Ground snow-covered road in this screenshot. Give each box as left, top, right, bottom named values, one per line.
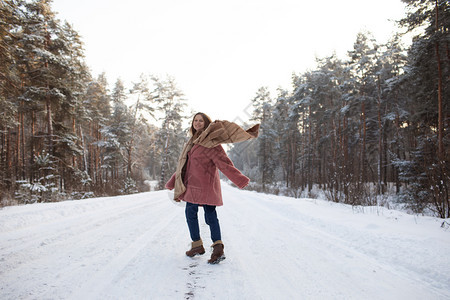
left=1, top=182, right=449, bottom=299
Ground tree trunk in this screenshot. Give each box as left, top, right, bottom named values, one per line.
left=6, top=128, right=12, bottom=189
left=343, top=116, right=349, bottom=198
left=15, top=115, right=20, bottom=183
left=46, top=96, right=53, bottom=155
left=20, top=109, right=25, bottom=180
left=159, top=129, right=169, bottom=190
left=377, top=76, right=384, bottom=194
left=435, top=0, right=444, bottom=162
left=30, top=111, right=35, bottom=183
left=308, top=106, right=312, bottom=192
left=95, top=123, right=101, bottom=190
left=72, top=117, right=76, bottom=169
left=361, top=101, right=367, bottom=184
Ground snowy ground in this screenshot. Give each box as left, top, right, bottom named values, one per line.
left=1, top=182, right=449, bottom=300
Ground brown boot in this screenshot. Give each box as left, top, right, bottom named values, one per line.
left=186, top=240, right=205, bottom=257
left=208, top=241, right=225, bottom=264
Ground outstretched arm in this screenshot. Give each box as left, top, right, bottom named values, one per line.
left=209, top=145, right=249, bottom=188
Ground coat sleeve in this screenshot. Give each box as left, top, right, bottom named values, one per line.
left=165, top=172, right=176, bottom=190
left=209, top=145, right=249, bottom=189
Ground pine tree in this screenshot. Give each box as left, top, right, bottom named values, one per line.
left=397, top=0, right=449, bottom=217
left=273, top=87, right=299, bottom=192
left=82, top=74, right=111, bottom=193
left=151, top=76, right=187, bottom=190
left=0, top=0, right=22, bottom=197
left=251, top=87, right=275, bottom=191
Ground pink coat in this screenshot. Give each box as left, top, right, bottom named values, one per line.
left=165, top=144, right=249, bottom=206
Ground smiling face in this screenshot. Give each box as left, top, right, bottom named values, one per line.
left=190, top=112, right=212, bottom=136
left=193, top=114, right=206, bottom=131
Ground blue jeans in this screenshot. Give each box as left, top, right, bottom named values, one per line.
left=185, top=202, right=222, bottom=243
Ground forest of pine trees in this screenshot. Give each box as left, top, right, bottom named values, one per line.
left=0, top=0, right=188, bottom=205
left=1, top=0, right=448, bottom=218
left=229, top=0, right=449, bottom=218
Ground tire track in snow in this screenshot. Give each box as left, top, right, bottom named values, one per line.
left=220, top=189, right=323, bottom=299
left=1, top=187, right=448, bottom=299
left=0, top=193, right=172, bottom=299
left=67, top=200, right=180, bottom=300
left=0, top=193, right=167, bottom=275
left=95, top=200, right=200, bottom=299
left=0, top=192, right=166, bottom=233
left=0, top=193, right=165, bottom=249
left=219, top=184, right=449, bottom=299
left=236, top=189, right=450, bottom=299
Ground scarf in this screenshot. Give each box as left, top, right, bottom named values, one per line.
left=172, top=120, right=259, bottom=200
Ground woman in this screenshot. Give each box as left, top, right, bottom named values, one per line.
left=165, top=112, right=259, bottom=264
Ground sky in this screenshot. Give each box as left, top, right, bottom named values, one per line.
left=51, top=0, right=407, bottom=124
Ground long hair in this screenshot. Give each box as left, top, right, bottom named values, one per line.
left=190, top=112, right=212, bottom=136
